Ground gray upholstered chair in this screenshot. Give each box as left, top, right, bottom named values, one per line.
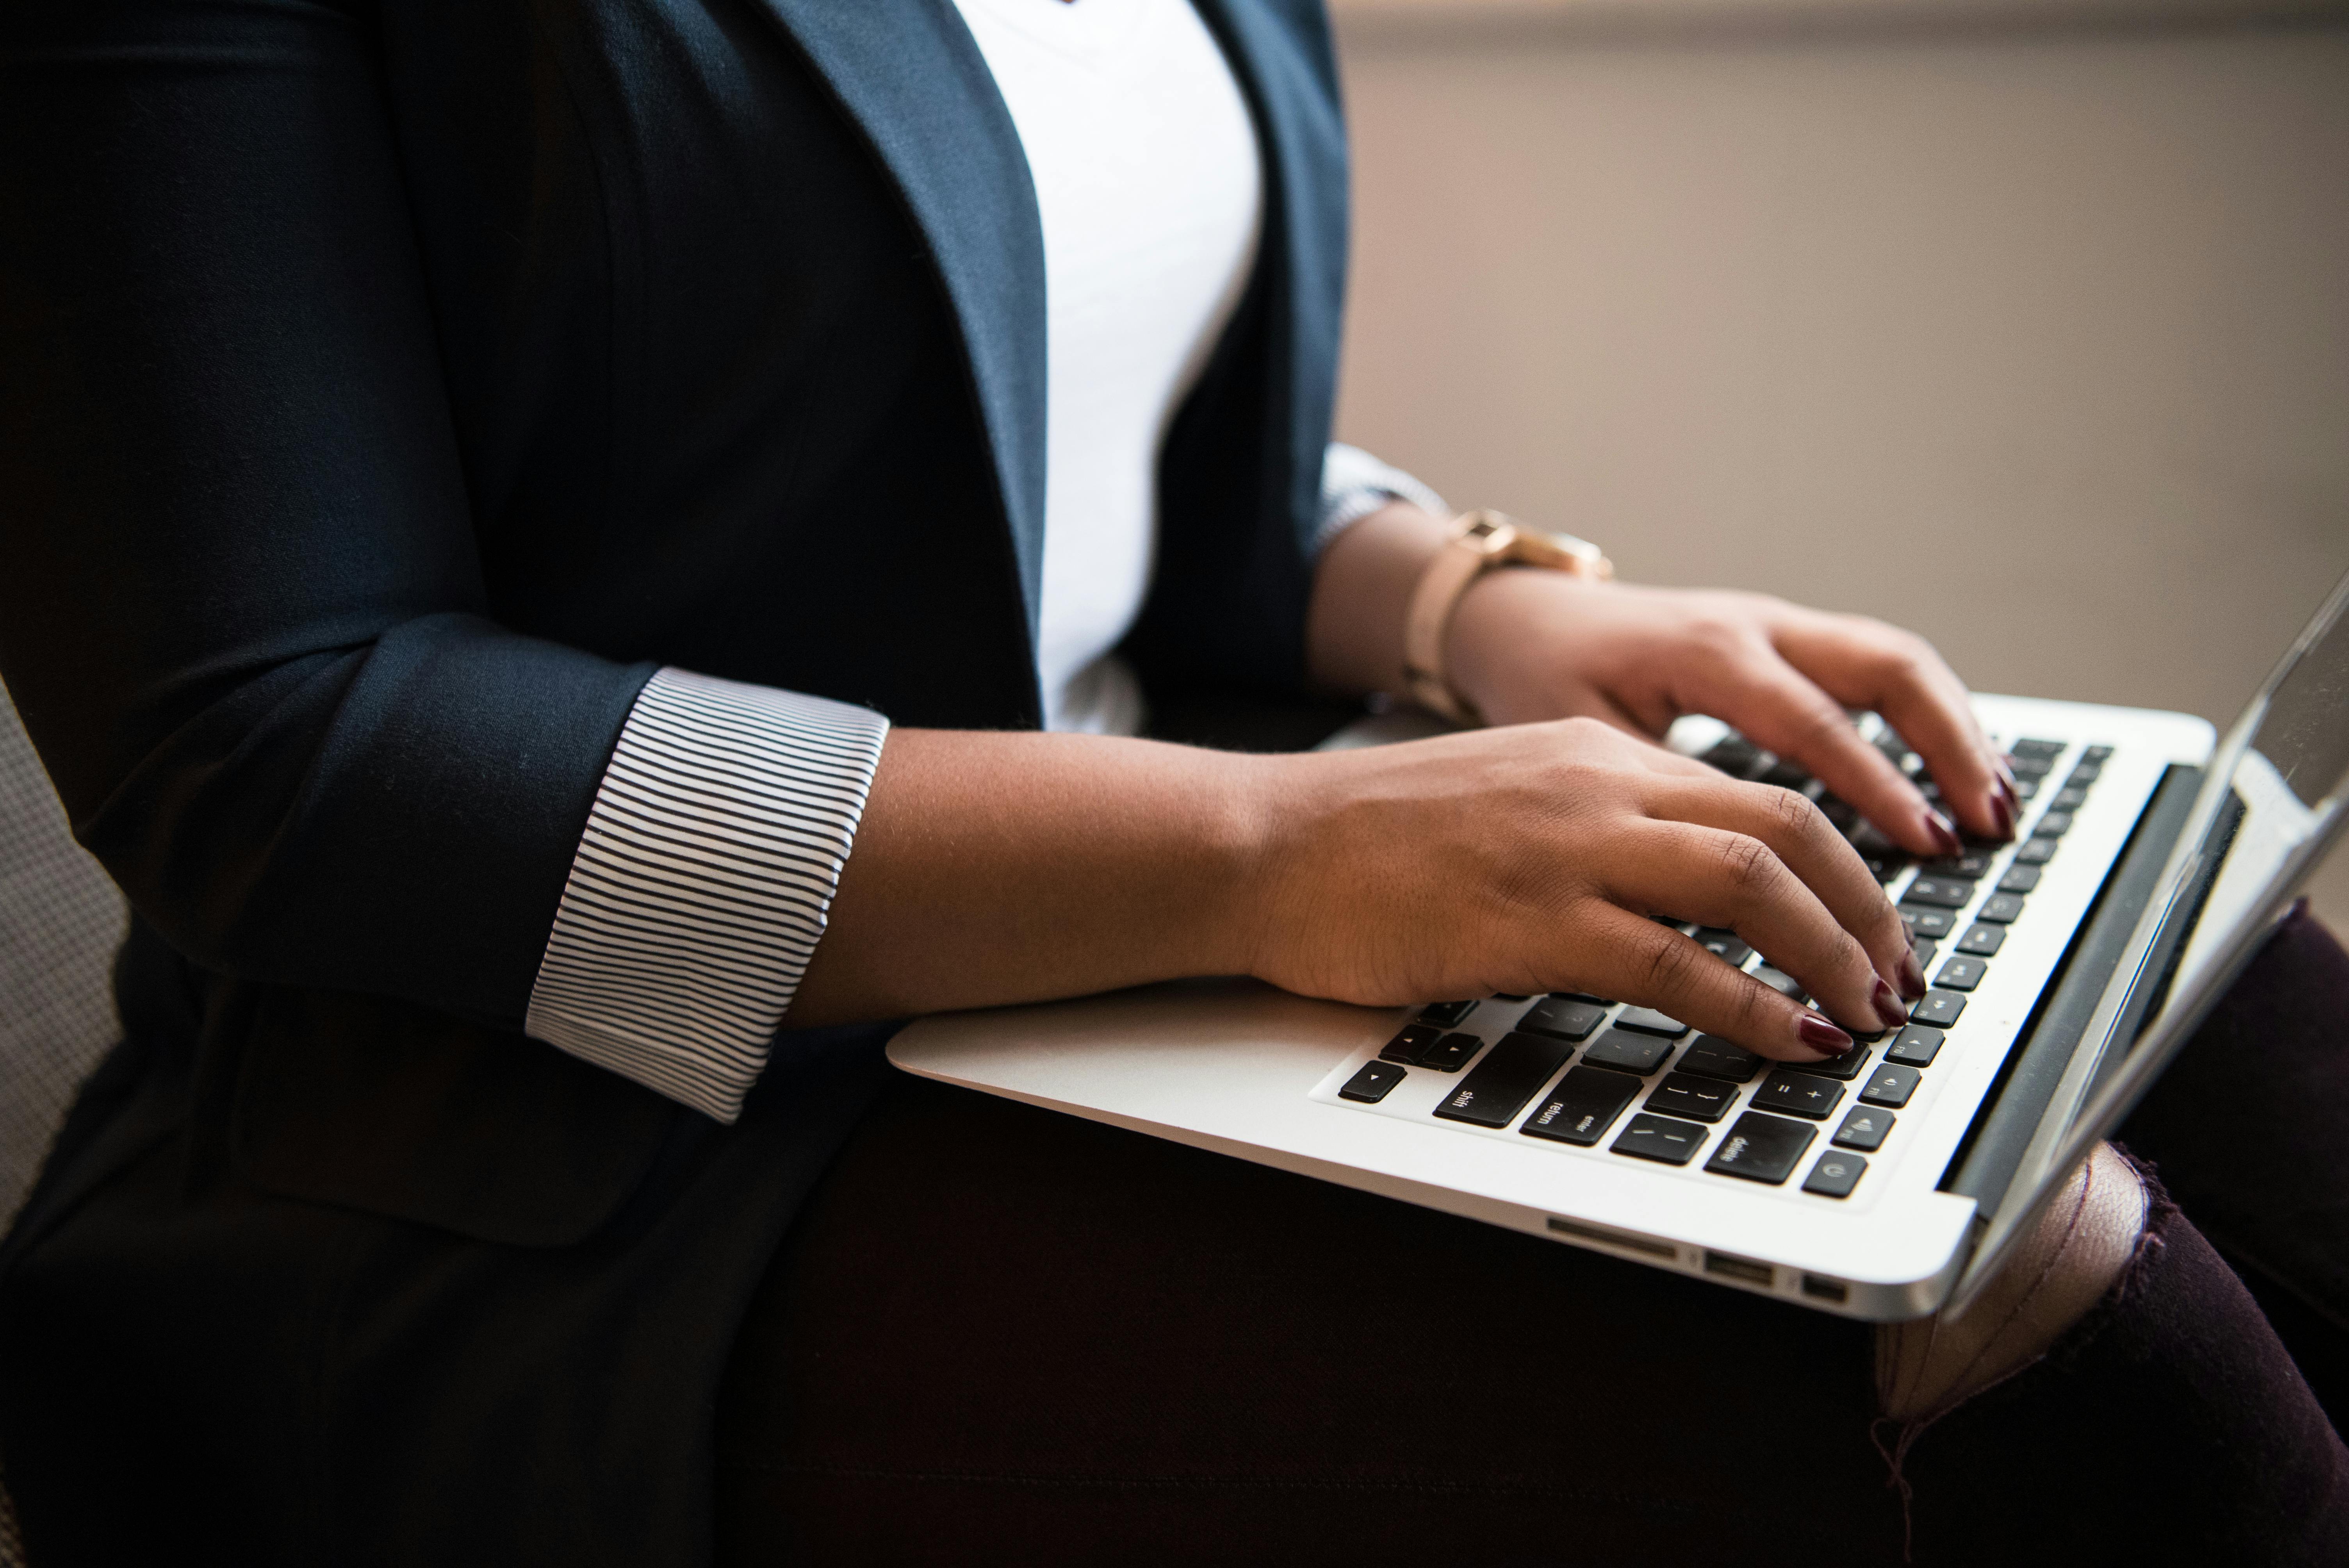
left=0, top=679, right=128, bottom=1566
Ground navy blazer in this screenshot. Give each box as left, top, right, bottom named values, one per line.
left=0, top=0, right=1347, bottom=1559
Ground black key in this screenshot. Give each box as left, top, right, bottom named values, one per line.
left=1433, top=1030, right=1574, bottom=1128
left=1923, top=850, right=1996, bottom=879
left=2013, top=775, right=2042, bottom=802
left=1612, top=1113, right=1711, bottom=1166
left=1702, top=736, right=1764, bottom=777
left=1704, top=1111, right=1816, bottom=1184
left=1552, top=991, right=1618, bottom=1006
left=1379, top=1024, right=1443, bottom=1066
left=1757, top=759, right=1813, bottom=791
left=2016, top=838, right=2057, bottom=866
left=1804, top=1151, right=1868, bottom=1198
left=1902, top=876, right=1976, bottom=909
left=1934, top=956, right=1988, bottom=992
left=1832, top=1107, right=1894, bottom=1150
left=1580, top=1027, right=1676, bottom=1076
left=1676, top=1035, right=1763, bottom=1083
left=1977, top=894, right=2026, bottom=925
left=2083, top=744, right=2112, bottom=763
left=1492, top=993, right=1531, bottom=1001
left=1848, top=821, right=1902, bottom=858
left=1422, top=1032, right=1481, bottom=1072
left=1998, top=864, right=2042, bottom=896
left=1910, top=991, right=1967, bottom=1027
left=1517, top=996, right=1607, bottom=1042
left=1751, top=966, right=1806, bottom=1001
left=1521, top=1066, right=1641, bottom=1145
left=2067, top=761, right=2103, bottom=786
left=1340, top=1061, right=1406, bottom=1103
left=2051, top=786, right=2089, bottom=812
left=1417, top=1000, right=1477, bottom=1027
left=1646, top=1071, right=1741, bottom=1124
left=1900, top=905, right=1956, bottom=939
left=1860, top=1062, right=1923, bottom=1107
left=1886, top=1025, right=1944, bottom=1067
left=1818, top=796, right=1859, bottom=832
left=2007, top=752, right=2057, bottom=778
left=1615, top=1007, right=1690, bottom=1039
left=1861, top=852, right=1907, bottom=884
left=1911, top=937, right=1941, bottom=970
left=1755, top=1069, right=1845, bottom=1120
left=1692, top=928, right=1755, bottom=968
left=1956, top=923, right=2006, bottom=957
left=2009, top=738, right=2066, bottom=760
left=1877, top=729, right=1915, bottom=764
left=2032, top=811, right=2075, bottom=839
left=1800, top=1043, right=1872, bottom=1081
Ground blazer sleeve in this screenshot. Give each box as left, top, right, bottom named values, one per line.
left=0, top=0, right=879, bottom=1119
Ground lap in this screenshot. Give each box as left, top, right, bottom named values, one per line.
left=716, top=1074, right=2348, bottom=1566
left=715, top=1073, right=1900, bottom=1563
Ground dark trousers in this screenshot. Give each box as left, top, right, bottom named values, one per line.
left=715, top=907, right=2349, bottom=1566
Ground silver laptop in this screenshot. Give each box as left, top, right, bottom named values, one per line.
left=890, top=570, right=2349, bottom=1320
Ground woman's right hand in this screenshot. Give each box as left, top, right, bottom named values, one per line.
left=1244, top=716, right=1924, bottom=1061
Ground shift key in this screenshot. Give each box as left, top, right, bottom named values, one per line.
left=1433, top=1031, right=1573, bottom=1129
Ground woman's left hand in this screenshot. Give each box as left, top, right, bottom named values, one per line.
left=1444, top=565, right=2015, bottom=857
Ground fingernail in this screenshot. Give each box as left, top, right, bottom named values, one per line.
left=1989, top=793, right=2016, bottom=840
left=1871, top=977, right=1908, bottom=1030
left=1898, top=948, right=1928, bottom=1000
left=1922, top=808, right=1962, bottom=857
left=1995, top=758, right=2019, bottom=793
left=1797, top=1013, right=1854, bottom=1057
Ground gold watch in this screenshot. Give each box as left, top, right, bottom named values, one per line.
left=1401, top=510, right=1613, bottom=725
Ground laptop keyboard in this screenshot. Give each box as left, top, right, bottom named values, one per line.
left=1334, top=727, right=2117, bottom=1202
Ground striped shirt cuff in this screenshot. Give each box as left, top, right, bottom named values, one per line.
left=524, top=668, right=889, bottom=1123
left=1314, top=442, right=1449, bottom=556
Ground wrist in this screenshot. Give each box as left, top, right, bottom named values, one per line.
left=1305, top=499, right=1453, bottom=697
left=1222, top=748, right=1321, bottom=982
left=1445, top=564, right=1568, bottom=724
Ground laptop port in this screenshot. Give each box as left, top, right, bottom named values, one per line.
left=1801, top=1274, right=1849, bottom=1304
left=1703, top=1251, right=1773, bottom=1287
left=1546, top=1215, right=1676, bottom=1260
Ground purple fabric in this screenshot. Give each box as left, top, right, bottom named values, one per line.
left=715, top=911, right=2349, bottom=1564
left=2120, top=902, right=2349, bottom=1426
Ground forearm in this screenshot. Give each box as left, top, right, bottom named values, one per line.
left=786, top=729, right=1274, bottom=1026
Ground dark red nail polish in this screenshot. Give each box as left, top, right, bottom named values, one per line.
left=1898, top=948, right=1928, bottom=1000
left=1797, top=1013, right=1853, bottom=1056
left=1990, top=793, right=2016, bottom=840
left=1871, top=977, right=1907, bottom=1029
left=1923, top=808, right=1962, bottom=857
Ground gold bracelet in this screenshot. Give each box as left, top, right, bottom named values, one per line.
left=1400, top=510, right=1613, bottom=725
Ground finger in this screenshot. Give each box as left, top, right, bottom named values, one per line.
left=1595, top=818, right=1909, bottom=1034
left=1565, top=903, right=1861, bottom=1064
left=1643, top=774, right=1926, bottom=1001
left=1686, top=640, right=1962, bottom=859
left=1772, top=613, right=2014, bottom=841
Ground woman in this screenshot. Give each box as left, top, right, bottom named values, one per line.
left=0, top=0, right=2342, bottom=1561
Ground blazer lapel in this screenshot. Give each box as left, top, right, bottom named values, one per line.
left=1188, top=0, right=1350, bottom=552
left=747, top=0, right=1050, bottom=651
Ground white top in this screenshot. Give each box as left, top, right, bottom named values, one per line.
left=951, top=0, right=1264, bottom=734
left=525, top=8, right=1447, bottom=1122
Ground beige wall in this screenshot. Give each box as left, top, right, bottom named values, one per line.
left=1330, top=10, right=2349, bottom=930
